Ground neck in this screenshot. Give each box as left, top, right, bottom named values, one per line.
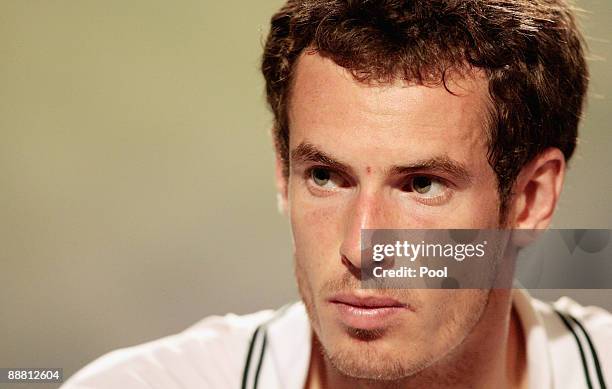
left=306, top=290, right=527, bottom=389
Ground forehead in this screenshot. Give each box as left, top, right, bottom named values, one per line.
left=287, top=52, right=492, bottom=166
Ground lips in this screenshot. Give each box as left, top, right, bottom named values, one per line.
left=329, top=293, right=411, bottom=331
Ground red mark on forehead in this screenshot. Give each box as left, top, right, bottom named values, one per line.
left=366, top=166, right=372, bottom=174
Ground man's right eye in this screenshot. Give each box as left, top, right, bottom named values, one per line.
left=308, top=167, right=345, bottom=190
left=312, top=167, right=331, bottom=186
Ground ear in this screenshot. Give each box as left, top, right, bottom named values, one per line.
left=508, top=147, right=566, bottom=230
left=275, top=149, right=289, bottom=215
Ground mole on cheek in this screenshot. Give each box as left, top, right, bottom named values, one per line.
left=366, top=166, right=372, bottom=174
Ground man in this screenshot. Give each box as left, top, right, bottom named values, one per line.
left=63, top=1, right=611, bottom=388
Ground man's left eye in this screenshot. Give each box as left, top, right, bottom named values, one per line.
left=403, top=176, right=446, bottom=197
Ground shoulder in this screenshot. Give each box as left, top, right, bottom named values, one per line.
left=533, top=295, right=612, bottom=353
left=61, top=309, right=276, bottom=389
left=531, top=294, right=612, bottom=386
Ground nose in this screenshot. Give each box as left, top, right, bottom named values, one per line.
left=339, top=192, right=390, bottom=272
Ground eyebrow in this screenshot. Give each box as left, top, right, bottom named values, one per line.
left=290, top=142, right=353, bottom=173
left=290, top=142, right=473, bottom=183
left=389, top=157, right=473, bottom=184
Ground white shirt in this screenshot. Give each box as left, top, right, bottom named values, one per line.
left=61, top=289, right=612, bottom=389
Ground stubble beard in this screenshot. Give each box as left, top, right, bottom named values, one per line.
left=295, top=258, right=491, bottom=384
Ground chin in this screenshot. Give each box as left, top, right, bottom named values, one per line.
left=319, top=329, right=435, bottom=381
left=328, top=342, right=432, bottom=380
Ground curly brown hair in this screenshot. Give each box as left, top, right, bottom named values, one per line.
left=261, top=0, right=588, bottom=213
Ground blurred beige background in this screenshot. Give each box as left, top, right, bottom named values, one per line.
left=0, top=0, right=610, bottom=386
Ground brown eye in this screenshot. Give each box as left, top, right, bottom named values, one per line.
left=311, top=168, right=331, bottom=187
left=412, top=176, right=432, bottom=194
left=403, top=175, right=446, bottom=198
left=308, top=167, right=347, bottom=190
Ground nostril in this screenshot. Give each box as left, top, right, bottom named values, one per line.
left=341, top=254, right=361, bottom=279
left=359, top=243, right=397, bottom=283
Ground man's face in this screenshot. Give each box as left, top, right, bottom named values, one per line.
left=284, top=52, right=502, bottom=379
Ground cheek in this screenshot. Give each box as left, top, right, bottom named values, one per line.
left=442, top=177, right=501, bottom=228
left=413, top=289, right=489, bottom=347
left=464, top=188, right=501, bottom=226
left=447, top=198, right=500, bottom=228
left=289, top=187, right=344, bottom=275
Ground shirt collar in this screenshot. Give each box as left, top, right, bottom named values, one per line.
left=265, top=302, right=312, bottom=388
left=512, top=288, right=554, bottom=389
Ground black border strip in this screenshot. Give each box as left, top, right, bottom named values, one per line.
left=253, top=330, right=268, bottom=389
left=555, top=310, right=594, bottom=389
left=241, top=325, right=262, bottom=389
left=241, top=304, right=293, bottom=389
left=569, top=315, right=608, bottom=389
